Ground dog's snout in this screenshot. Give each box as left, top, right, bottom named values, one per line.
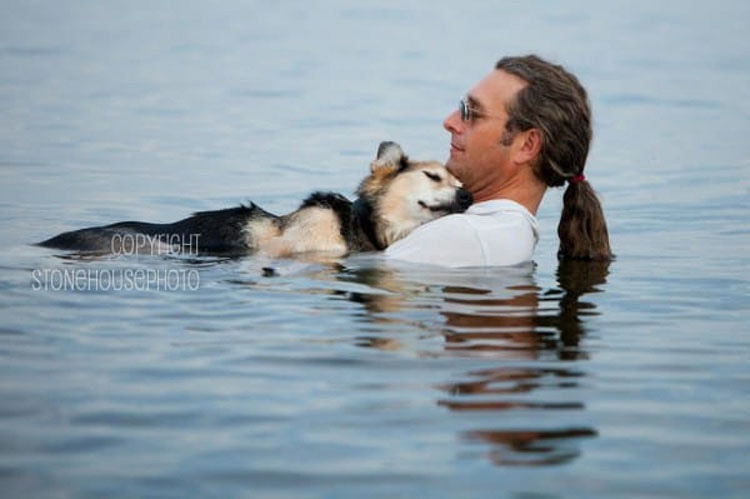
left=456, top=188, right=473, bottom=210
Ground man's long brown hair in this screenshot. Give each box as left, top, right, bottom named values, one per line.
left=495, top=55, right=613, bottom=260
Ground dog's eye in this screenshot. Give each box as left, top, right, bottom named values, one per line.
left=423, top=171, right=442, bottom=182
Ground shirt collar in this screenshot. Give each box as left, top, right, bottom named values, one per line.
left=467, top=199, right=536, bottom=218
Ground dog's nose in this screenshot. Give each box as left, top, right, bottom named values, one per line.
left=456, top=188, right=473, bottom=210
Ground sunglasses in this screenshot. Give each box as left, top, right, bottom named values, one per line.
left=459, top=97, right=505, bottom=123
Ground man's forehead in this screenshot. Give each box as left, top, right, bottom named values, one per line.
left=468, top=69, right=527, bottom=111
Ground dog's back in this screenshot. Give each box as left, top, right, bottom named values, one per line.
left=38, top=204, right=276, bottom=255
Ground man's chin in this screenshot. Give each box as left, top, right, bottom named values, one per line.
left=445, top=158, right=463, bottom=180
left=445, top=155, right=456, bottom=171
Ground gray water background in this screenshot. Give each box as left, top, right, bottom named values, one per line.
left=1, top=1, right=749, bottom=497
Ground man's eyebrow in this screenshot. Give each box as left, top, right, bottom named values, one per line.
left=467, top=95, right=484, bottom=112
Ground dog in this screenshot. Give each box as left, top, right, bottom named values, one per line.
left=38, top=142, right=473, bottom=257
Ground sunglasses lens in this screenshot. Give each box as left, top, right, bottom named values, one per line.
left=459, top=99, right=468, bottom=121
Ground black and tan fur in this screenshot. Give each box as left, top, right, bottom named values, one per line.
left=38, top=142, right=472, bottom=257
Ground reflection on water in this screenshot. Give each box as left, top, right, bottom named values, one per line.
left=464, top=427, right=598, bottom=467
left=333, top=258, right=610, bottom=466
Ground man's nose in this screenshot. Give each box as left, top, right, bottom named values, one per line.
left=443, top=109, right=462, bottom=134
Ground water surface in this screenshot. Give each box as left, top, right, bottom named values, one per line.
left=1, top=1, right=749, bottom=497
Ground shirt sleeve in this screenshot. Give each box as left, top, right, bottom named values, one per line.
left=384, top=214, right=484, bottom=267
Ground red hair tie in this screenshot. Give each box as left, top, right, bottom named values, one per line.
left=570, top=173, right=586, bottom=184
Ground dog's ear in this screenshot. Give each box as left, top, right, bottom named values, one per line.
left=376, top=141, right=404, bottom=162
left=371, top=141, right=407, bottom=174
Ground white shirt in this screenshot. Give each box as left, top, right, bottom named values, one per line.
left=385, top=199, right=539, bottom=268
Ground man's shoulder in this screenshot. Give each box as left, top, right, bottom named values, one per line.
left=384, top=212, right=482, bottom=264
left=386, top=213, right=477, bottom=251
left=405, top=212, right=477, bottom=237
left=424, top=211, right=473, bottom=226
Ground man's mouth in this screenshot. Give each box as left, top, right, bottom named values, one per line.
left=450, top=142, right=464, bottom=153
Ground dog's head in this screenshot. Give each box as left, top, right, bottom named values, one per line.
left=357, top=141, right=473, bottom=247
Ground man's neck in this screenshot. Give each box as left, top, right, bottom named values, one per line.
left=472, top=175, right=547, bottom=215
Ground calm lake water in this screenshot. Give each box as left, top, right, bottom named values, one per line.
left=1, top=1, right=749, bottom=497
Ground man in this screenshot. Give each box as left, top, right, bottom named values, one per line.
left=385, top=54, right=612, bottom=266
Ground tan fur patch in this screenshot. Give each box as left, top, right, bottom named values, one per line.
left=257, top=207, right=347, bottom=257
left=243, top=217, right=281, bottom=248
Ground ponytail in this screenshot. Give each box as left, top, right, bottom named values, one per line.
left=557, top=179, right=613, bottom=261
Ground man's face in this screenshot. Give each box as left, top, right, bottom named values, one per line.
left=443, top=70, right=528, bottom=202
